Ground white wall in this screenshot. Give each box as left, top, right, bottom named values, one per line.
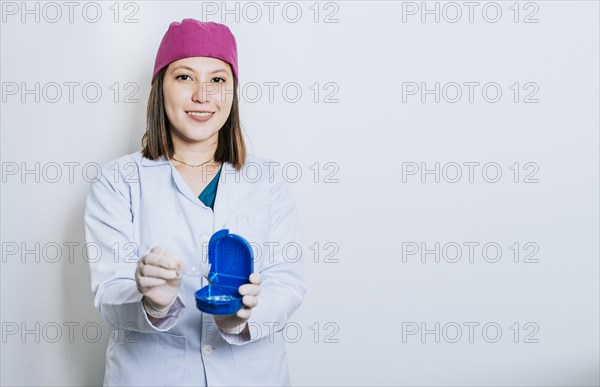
left=1, top=1, right=599, bottom=385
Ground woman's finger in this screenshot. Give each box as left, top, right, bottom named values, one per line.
left=239, top=283, right=260, bottom=296
left=236, top=307, right=251, bottom=320
left=142, top=264, right=178, bottom=280
left=138, top=276, right=167, bottom=288
left=136, top=259, right=145, bottom=275
left=144, top=252, right=180, bottom=269
left=249, top=272, right=262, bottom=285
left=242, top=295, right=258, bottom=308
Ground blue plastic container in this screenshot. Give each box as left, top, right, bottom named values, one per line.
left=194, top=229, right=254, bottom=315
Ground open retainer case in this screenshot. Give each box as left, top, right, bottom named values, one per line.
left=194, top=229, right=254, bottom=315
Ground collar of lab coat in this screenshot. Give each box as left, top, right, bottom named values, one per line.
left=140, top=153, right=252, bottom=229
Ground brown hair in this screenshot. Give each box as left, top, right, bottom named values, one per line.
left=141, top=67, right=247, bottom=171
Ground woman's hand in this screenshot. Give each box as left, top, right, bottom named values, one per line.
left=135, top=246, right=182, bottom=318
left=213, top=272, right=262, bottom=334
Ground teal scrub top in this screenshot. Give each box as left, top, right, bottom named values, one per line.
left=198, top=165, right=222, bottom=210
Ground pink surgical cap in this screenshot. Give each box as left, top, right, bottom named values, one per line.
left=152, top=19, right=238, bottom=82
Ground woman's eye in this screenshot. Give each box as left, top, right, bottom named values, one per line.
left=176, top=74, right=192, bottom=81
left=212, top=77, right=225, bottom=83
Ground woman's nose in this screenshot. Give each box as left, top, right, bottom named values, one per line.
left=192, top=80, right=217, bottom=103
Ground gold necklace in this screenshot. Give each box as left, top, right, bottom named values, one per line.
left=172, top=157, right=214, bottom=168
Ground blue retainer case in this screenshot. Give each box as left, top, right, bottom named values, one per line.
left=194, top=229, right=254, bottom=315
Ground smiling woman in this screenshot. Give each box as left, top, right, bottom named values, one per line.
left=163, top=57, right=235, bottom=155
left=84, top=18, right=307, bottom=387
left=143, top=58, right=245, bottom=172
left=146, top=56, right=242, bottom=197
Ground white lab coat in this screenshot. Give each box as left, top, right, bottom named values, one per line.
left=84, top=150, right=307, bottom=386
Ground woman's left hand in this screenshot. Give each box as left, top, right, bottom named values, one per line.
left=213, top=272, right=262, bottom=334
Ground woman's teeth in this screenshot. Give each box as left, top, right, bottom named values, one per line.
left=187, top=112, right=213, bottom=117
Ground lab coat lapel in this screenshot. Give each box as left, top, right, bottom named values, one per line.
left=140, top=155, right=196, bottom=202
left=213, top=160, right=252, bottom=230
left=148, top=155, right=206, bottom=208
left=169, top=164, right=204, bottom=206
left=141, top=154, right=250, bottom=230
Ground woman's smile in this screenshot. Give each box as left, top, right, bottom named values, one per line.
left=186, top=110, right=215, bottom=122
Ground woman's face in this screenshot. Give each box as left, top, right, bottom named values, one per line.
left=162, top=56, right=234, bottom=145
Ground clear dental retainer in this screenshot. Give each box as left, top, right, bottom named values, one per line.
left=194, top=229, right=254, bottom=315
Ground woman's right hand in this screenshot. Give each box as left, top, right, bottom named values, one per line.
left=135, top=246, right=182, bottom=315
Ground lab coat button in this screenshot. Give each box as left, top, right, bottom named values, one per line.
left=202, top=235, right=210, bottom=244
left=202, top=344, right=213, bottom=356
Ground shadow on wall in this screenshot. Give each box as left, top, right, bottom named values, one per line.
left=60, top=182, right=107, bottom=385
left=60, top=104, right=147, bottom=385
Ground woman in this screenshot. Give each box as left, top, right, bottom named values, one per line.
left=84, top=19, right=307, bottom=386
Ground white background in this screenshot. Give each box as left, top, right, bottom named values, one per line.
left=1, top=1, right=599, bottom=385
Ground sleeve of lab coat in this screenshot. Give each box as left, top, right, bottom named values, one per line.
left=84, top=161, right=185, bottom=333
left=227, top=166, right=308, bottom=344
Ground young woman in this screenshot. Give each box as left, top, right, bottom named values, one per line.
left=84, top=19, right=307, bottom=386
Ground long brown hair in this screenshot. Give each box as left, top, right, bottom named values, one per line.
left=141, top=67, right=247, bottom=171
